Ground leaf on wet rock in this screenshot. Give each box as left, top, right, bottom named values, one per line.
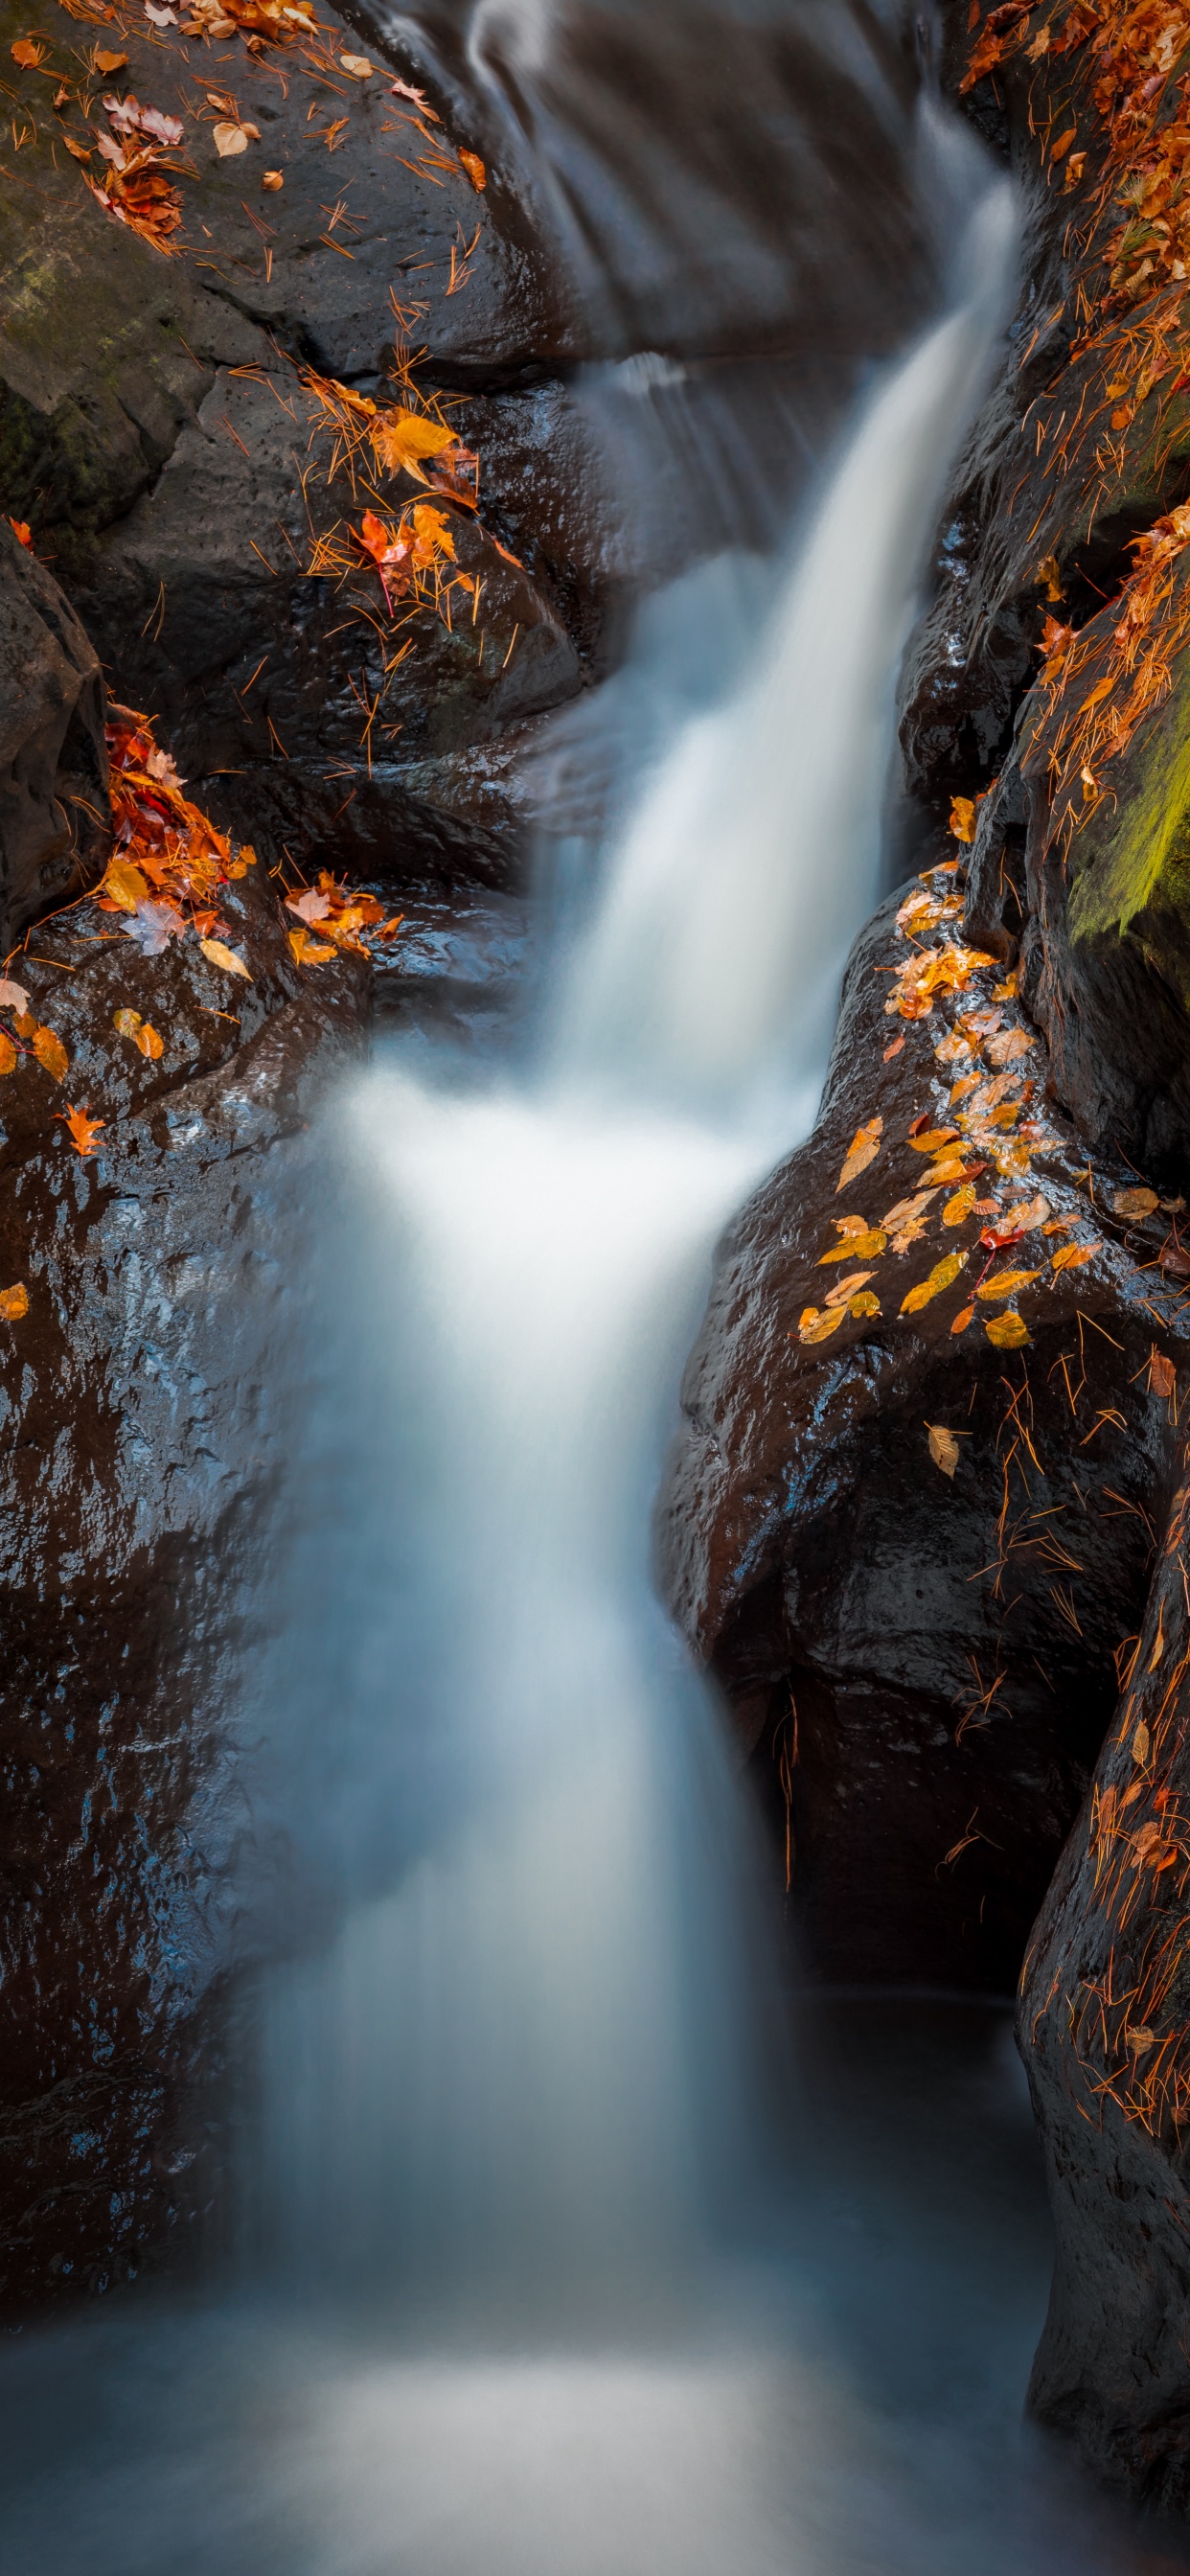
left=32, top=1025, right=68, bottom=1082
left=950, top=1301, right=975, bottom=1336
left=288, top=926, right=335, bottom=967
left=976, top=1268, right=1041, bottom=1300
left=0, top=1282, right=28, bottom=1320
left=943, top=1184, right=976, bottom=1227
left=103, top=857, right=150, bottom=912
left=1113, top=1186, right=1159, bottom=1218
left=124, top=900, right=185, bottom=954
left=0, top=978, right=30, bottom=1013
left=985, top=1026, right=1034, bottom=1069
left=949, top=796, right=977, bottom=842
left=900, top=1251, right=967, bottom=1314
left=823, top=1269, right=875, bottom=1309
left=797, top=1304, right=848, bottom=1346
left=927, top=1423, right=960, bottom=1477
left=848, top=1292, right=881, bottom=1319
left=1051, top=1242, right=1099, bottom=1272
left=200, top=936, right=252, bottom=978
left=1001, top=1193, right=1050, bottom=1232
left=458, top=148, right=487, bottom=188
left=909, top=1127, right=959, bottom=1154
left=136, top=1023, right=165, bottom=1059
left=0, top=1035, right=15, bottom=1075
left=1151, top=1349, right=1177, bottom=1399
left=818, top=1227, right=887, bottom=1263
left=213, top=120, right=249, bottom=153
left=113, top=1008, right=143, bottom=1038
left=11, top=35, right=46, bottom=65
left=339, top=51, right=373, bottom=74
left=985, top=1311, right=1030, bottom=1348
left=58, top=1104, right=104, bottom=1157
left=1133, top=1718, right=1152, bottom=1764
left=881, top=1187, right=939, bottom=1230
left=836, top=1116, right=882, bottom=1191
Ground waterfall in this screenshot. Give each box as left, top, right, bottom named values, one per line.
left=253, top=173, right=1017, bottom=2319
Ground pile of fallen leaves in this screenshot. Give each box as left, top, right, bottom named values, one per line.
left=284, top=872, right=403, bottom=963
left=100, top=704, right=257, bottom=960
left=795, top=868, right=1101, bottom=1351
left=1033, top=499, right=1190, bottom=826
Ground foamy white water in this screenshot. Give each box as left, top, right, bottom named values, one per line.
left=255, top=177, right=1018, bottom=2315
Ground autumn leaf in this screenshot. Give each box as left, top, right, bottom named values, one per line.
left=849, top=1292, right=881, bottom=1320
left=287, top=926, right=335, bottom=967
left=11, top=35, right=46, bottom=67
left=124, top=900, right=185, bottom=955
left=976, top=1268, right=1041, bottom=1300
left=95, top=47, right=128, bottom=70
left=1151, top=1349, right=1178, bottom=1399
left=1133, top=1719, right=1151, bottom=1764
left=135, top=1023, right=165, bottom=1059
left=0, top=977, right=30, bottom=1013
left=1051, top=1242, right=1098, bottom=1272
left=950, top=1302, right=975, bottom=1336
left=371, top=407, right=461, bottom=483
left=881, top=1187, right=939, bottom=1230
left=950, top=794, right=977, bottom=842
left=0, top=1283, right=28, bottom=1320
left=339, top=50, right=373, bottom=74
left=9, top=517, right=33, bottom=548
left=103, top=856, right=150, bottom=912
left=113, top=1008, right=143, bottom=1038
left=797, top=1304, right=848, bottom=1346
left=1112, top=1186, right=1159, bottom=1218
left=984, top=1026, right=1034, bottom=1069
left=818, top=1228, right=886, bottom=1263
left=985, top=1311, right=1030, bottom=1348
left=927, top=1423, right=960, bottom=1478
left=823, top=1268, right=875, bottom=1309
left=1001, top=1192, right=1050, bottom=1232
left=200, top=936, right=251, bottom=978
left=901, top=1251, right=967, bottom=1314
left=213, top=121, right=249, bottom=154
left=458, top=147, right=486, bottom=188
left=909, top=1127, right=958, bottom=1154
left=263, top=169, right=283, bottom=189
left=943, top=1184, right=976, bottom=1227
left=0, top=1035, right=15, bottom=1076
left=58, top=1104, right=104, bottom=1157
left=32, top=1025, right=68, bottom=1083
left=836, top=1116, right=882, bottom=1191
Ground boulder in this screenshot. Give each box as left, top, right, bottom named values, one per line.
left=0, top=521, right=108, bottom=952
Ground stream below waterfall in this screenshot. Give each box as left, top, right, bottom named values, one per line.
left=5, top=6, right=1190, bottom=2570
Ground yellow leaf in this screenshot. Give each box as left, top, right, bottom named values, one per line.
left=818, top=1228, right=886, bottom=1263
left=1133, top=1720, right=1151, bottom=1765
left=113, top=1008, right=143, bottom=1038
left=909, top=1128, right=959, bottom=1154
left=103, top=857, right=150, bottom=913
left=823, top=1268, right=874, bottom=1309
left=943, top=1184, right=976, bottom=1227
left=200, top=937, right=252, bottom=978
left=985, top=1311, right=1030, bottom=1347
left=849, top=1292, right=880, bottom=1320
left=900, top=1251, right=966, bottom=1315
left=927, top=1423, right=959, bottom=1477
left=0, top=1282, right=28, bottom=1320
left=372, top=406, right=459, bottom=479
left=836, top=1116, right=882, bottom=1192
left=1051, top=1242, right=1098, bottom=1272
left=32, top=1024, right=68, bottom=1083
left=927, top=1156, right=976, bottom=1187
left=950, top=795, right=977, bottom=843
left=135, top=1023, right=165, bottom=1060
left=797, top=1304, right=848, bottom=1346
left=1112, top=1187, right=1158, bottom=1219
left=976, top=1268, right=1041, bottom=1300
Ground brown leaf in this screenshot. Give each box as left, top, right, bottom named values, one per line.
left=984, top=1025, right=1034, bottom=1070
left=1151, top=1349, right=1177, bottom=1399
left=263, top=168, right=283, bottom=188
left=32, top=1024, right=68, bottom=1083
left=458, top=147, right=486, bottom=188
left=64, top=136, right=92, bottom=160
left=1112, top=1186, right=1159, bottom=1219
left=927, top=1423, right=959, bottom=1477
left=823, top=1268, right=875, bottom=1310
left=339, top=50, right=372, bottom=74
left=881, top=1187, right=939, bottom=1230
left=836, top=1116, right=882, bottom=1192
left=984, top=1311, right=1030, bottom=1347
left=213, top=121, right=249, bottom=154
left=0, top=1283, right=29, bottom=1320
left=11, top=35, right=45, bottom=66
left=901, top=1251, right=967, bottom=1315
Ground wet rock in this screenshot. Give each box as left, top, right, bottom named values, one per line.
left=0, top=840, right=370, bottom=2306
left=0, top=521, right=108, bottom=953
left=660, top=886, right=1190, bottom=1991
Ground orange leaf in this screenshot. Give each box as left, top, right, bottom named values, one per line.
left=95, top=47, right=127, bottom=69
left=458, top=147, right=486, bottom=188
left=943, top=1184, right=976, bottom=1227
left=818, top=1227, right=886, bottom=1263
left=909, top=1127, right=959, bottom=1153
left=975, top=1267, right=1041, bottom=1300
left=1151, top=1349, right=1178, bottom=1399
left=797, top=1303, right=848, bottom=1346
left=950, top=1302, right=975, bottom=1336
left=287, top=925, right=335, bottom=967
left=135, top=1022, right=165, bottom=1059
left=11, top=35, right=46, bottom=66
left=103, top=856, right=150, bottom=913
left=0, top=1282, right=28, bottom=1320
left=1050, top=126, right=1076, bottom=162
left=949, top=795, right=977, bottom=843
left=0, top=1034, right=15, bottom=1076
left=1051, top=1241, right=1098, bottom=1272
left=32, top=1024, right=68, bottom=1083
left=1112, top=1186, right=1158, bottom=1218
left=836, top=1116, right=882, bottom=1191
left=58, top=1103, right=104, bottom=1157
left=9, top=517, right=32, bottom=547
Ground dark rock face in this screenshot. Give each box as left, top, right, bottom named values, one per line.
left=0, top=843, right=370, bottom=2304
left=0, top=523, right=108, bottom=952
left=661, top=886, right=1188, bottom=1992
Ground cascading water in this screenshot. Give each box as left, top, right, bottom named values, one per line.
left=253, top=168, right=1018, bottom=2320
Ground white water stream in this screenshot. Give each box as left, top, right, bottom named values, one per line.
left=255, top=173, right=1018, bottom=2318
